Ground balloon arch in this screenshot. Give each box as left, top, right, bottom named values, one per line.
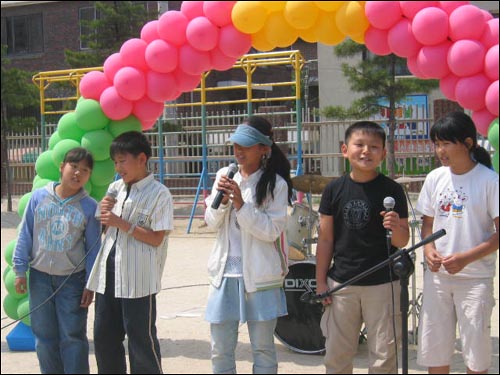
left=2, top=1, right=499, bottom=325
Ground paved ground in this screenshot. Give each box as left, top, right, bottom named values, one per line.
left=1, top=197, right=498, bottom=374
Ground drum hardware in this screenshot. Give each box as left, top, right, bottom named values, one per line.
left=291, top=174, right=334, bottom=195
left=286, top=203, right=319, bottom=259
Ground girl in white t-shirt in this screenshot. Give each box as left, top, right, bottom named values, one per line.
left=416, top=112, right=499, bottom=374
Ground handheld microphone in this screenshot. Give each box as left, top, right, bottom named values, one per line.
left=383, top=196, right=396, bottom=250
left=211, top=163, right=239, bottom=209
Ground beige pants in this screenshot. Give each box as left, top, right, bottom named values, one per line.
left=320, top=278, right=401, bottom=374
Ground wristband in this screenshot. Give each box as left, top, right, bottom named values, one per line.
left=127, top=223, right=136, bottom=235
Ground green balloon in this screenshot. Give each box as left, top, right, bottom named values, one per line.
left=81, top=129, right=113, bottom=161
left=48, top=131, right=62, bottom=150
left=35, top=150, right=60, bottom=180
left=493, top=152, right=499, bottom=174
left=90, top=183, right=109, bottom=201
left=5, top=239, right=16, bottom=267
left=487, top=118, right=498, bottom=150
left=4, top=268, right=27, bottom=300
left=90, top=158, right=115, bottom=186
left=17, top=192, right=32, bottom=219
left=3, top=294, right=20, bottom=321
left=52, top=138, right=81, bottom=166
left=108, top=115, right=142, bottom=138
left=57, top=112, right=86, bottom=141
left=32, top=177, right=53, bottom=191
left=17, top=297, right=31, bottom=326
left=75, top=98, right=110, bottom=131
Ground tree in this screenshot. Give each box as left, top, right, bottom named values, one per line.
left=1, top=45, right=40, bottom=211
left=65, top=1, right=157, bottom=68
left=322, top=40, right=439, bottom=178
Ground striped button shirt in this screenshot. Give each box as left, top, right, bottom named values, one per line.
left=86, top=173, right=174, bottom=298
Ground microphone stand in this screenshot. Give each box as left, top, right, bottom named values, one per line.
left=302, top=229, right=446, bottom=374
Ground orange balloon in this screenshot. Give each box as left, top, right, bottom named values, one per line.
left=260, top=1, right=286, bottom=12
left=231, top=1, right=268, bottom=34
left=316, top=11, right=346, bottom=46
left=314, top=1, right=345, bottom=12
left=252, top=28, right=275, bottom=52
left=284, top=1, right=320, bottom=30
left=335, top=1, right=369, bottom=37
left=264, top=11, right=298, bottom=48
left=350, top=31, right=366, bottom=44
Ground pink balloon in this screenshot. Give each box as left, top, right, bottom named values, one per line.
left=439, top=74, right=460, bottom=100
left=173, top=69, right=201, bottom=92
left=219, top=24, right=252, bottom=58
left=364, top=26, right=391, bottom=56
left=100, top=86, right=133, bottom=120
left=79, top=71, right=111, bottom=101
left=146, top=71, right=179, bottom=103
left=400, top=1, right=439, bottom=19
left=484, top=45, right=499, bottom=81
left=179, top=45, right=211, bottom=76
left=455, top=74, right=490, bottom=111
left=141, top=117, right=157, bottom=131
left=141, top=20, right=160, bottom=43
left=449, top=5, right=486, bottom=41
left=438, top=1, right=469, bottom=15
left=120, top=38, right=148, bottom=71
left=210, top=47, right=237, bottom=71
left=180, top=1, right=204, bottom=20
left=186, top=17, right=219, bottom=52
left=158, top=10, right=189, bottom=46
left=481, top=9, right=494, bottom=22
left=364, top=1, right=402, bottom=30
left=447, top=40, right=486, bottom=77
left=133, top=96, right=164, bottom=122
left=203, top=1, right=236, bottom=27
left=412, top=7, right=449, bottom=46
left=387, top=19, right=422, bottom=58
left=103, top=53, right=124, bottom=82
left=416, top=41, right=452, bottom=79
left=145, top=39, right=178, bottom=73
left=472, top=108, right=496, bottom=136
left=407, top=56, right=429, bottom=79
left=480, top=19, right=499, bottom=49
left=485, top=80, right=499, bottom=117
left=114, top=67, right=146, bottom=101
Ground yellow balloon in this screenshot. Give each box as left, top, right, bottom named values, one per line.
left=300, top=24, right=319, bottom=43
left=252, top=29, right=275, bottom=52
left=232, top=1, right=268, bottom=34
left=335, top=1, right=369, bottom=37
left=260, top=1, right=286, bottom=12
left=350, top=31, right=365, bottom=44
left=284, top=1, right=320, bottom=30
left=314, top=1, right=345, bottom=12
left=264, top=11, right=299, bottom=48
left=316, top=11, right=346, bottom=46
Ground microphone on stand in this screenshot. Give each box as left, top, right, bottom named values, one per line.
left=383, top=196, right=396, bottom=250
left=211, top=163, right=239, bottom=209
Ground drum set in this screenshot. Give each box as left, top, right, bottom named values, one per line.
left=274, top=174, right=332, bottom=354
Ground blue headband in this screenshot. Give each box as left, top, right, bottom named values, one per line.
left=228, top=124, right=273, bottom=147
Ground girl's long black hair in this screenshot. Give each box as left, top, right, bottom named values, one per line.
left=244, top=116, right=293, bottom=206
left=431, top=111, right=492, bottom=168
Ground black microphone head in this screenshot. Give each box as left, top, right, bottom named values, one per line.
left=227, top=163, right=239, bottom=178
left=383, top=196, right=396, bottom=211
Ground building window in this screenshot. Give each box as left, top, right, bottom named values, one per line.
left=5, top=14, right=43, bottom=55
left=79, top=6, right=98, bottom=50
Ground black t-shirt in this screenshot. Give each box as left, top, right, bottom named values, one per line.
left=319, top=173, right=408, bottom=285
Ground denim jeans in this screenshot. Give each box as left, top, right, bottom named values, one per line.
left=93, top=271, right=162, bottom=374
left=210, top=319, right=278, bottom=374
left=29, top=268, right=89, bottom=374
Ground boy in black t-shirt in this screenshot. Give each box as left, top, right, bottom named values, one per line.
left=315, top=121, right=409, bottom=373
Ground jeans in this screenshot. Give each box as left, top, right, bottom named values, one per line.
left=93, top=271, right=162, bottom=374
left=210, top=319, right=278, bottom=374
left=29, top=268, right=89, bottom=374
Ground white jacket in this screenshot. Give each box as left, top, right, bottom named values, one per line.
left=205, top=167, right=289, bottom=293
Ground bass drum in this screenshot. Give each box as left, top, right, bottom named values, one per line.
left=275, top=260, right=325, bottom=354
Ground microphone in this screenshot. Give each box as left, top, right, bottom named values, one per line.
left=95, top=188, right=118, bottom=222
left=211, top=163, right=239, bottom=209
left=383, top=196, right=396, bottom=250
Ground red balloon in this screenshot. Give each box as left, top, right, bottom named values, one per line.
left=179, top=45, right=211, bottom=76
left=364, top=27, right=391, bottom=56
left=407, top=56, right=429, bottom=79
left=120, top=38, right=148, bottom=71
left=472, top=108, right=496, bottom=136
left=103, top=53, right=124, bottom=82
left=416, top=41, right=451, bottom=79
left=219, top=24, right=252, bottom=58
left=480, top=18, right=499, bottom=49
left=387, top=19, right=422, bottom=58
left=484, top=45, right=499, bottom=81
left=158, top=10, right=189, bottom=46
left=173, top=69, right=201, bottom=92
left=438, top=1, right=469, bottom=15
left=365, top=1, right=402, bottom=30
left=449, top=5, right=486, bottom=41
left=186, top=17, right=219, bottom=52
left=141, top=20, right=160, bottom=43
left=485, top=80, right=499, bottom=117
left=145, top=39, right=178, bottom=73
left=412, top=7, right=449, bottom=46
left=80, top=71, right=111, bottom=101
left=455, top=74, right=490, bottom=111
left=400, top=1, right=439, bottom=19
left=114, top=67, right=146, bottom=101
left=439, top=74, right=460, bottom=100
left=180, top=1, right=204, bottom=20
left=447, top=40, right=486, bottom=77
left=210, top=47, right=237, bottom=71
left=146, top=71, right=179, bottom=103
left=100, top=86, right=133, bottom=120
left=133, top=96, right=164, bottom=123
left=203, top=1, right=236, bottom=27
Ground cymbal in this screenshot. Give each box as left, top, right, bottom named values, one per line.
left=292, top=174, right=333, bottom=194
left=395, top=176, right=426, bottom=184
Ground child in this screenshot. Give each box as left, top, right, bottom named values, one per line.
left=204, top=116, right=293, bottom=374
left=86, top=131, right=173, bottom=374
left=416, top=111, right=499, bottom=374
left=316, top=121, right=410, bottom=373
left=13, top=147, right=101, bottom=374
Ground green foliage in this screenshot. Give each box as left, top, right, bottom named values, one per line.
left=64, top=1, right=157, bottom=68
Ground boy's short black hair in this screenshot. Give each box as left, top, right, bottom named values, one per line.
left=110, top=131, right=152, bottom=160
left=345, top=121, right=386, bottom=148
left=63, top=147, right=94, bottom=169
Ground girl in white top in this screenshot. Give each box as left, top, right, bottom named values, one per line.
left=416, top=112, right=499, bottom=374
left=205, top=116, right=293, bottom=374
